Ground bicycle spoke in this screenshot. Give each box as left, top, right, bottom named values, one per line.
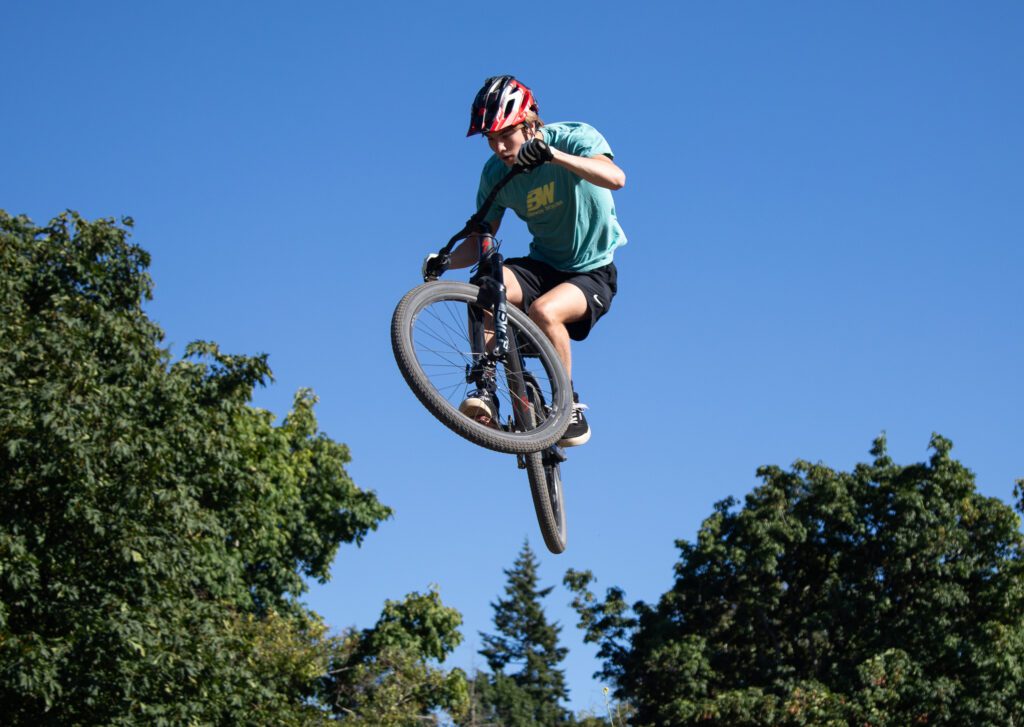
left=418, top=310, right=471, bottom=356
left=413, top=340, right=472, bottom=362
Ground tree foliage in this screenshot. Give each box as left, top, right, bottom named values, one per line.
left=567, top=436, right=1024, bottom=726
left=0, top=211, right=392, bottom=723
left=465, top=540, right=571, bottom=726
left=323, top=588, right=469, bottom=725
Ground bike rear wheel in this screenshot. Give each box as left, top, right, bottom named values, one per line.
left=521, top=373, right=567, bottom=553
left=526, top=450, right=566, bottom=554
left=391, top=281, right=572, bottom=455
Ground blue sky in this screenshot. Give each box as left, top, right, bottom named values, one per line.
left=4, top=1, right=1022, bottom=715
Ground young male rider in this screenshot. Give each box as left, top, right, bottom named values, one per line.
left=423, top=75, right=626, bottom=447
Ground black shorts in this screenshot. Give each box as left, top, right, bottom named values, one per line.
left=504, top=256, right=618, bottom=341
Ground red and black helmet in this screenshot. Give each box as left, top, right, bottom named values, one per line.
left=466, top=75, right=539, bottom=137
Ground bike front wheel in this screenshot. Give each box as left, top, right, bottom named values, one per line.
left=391, top=281, right=573, bottom=455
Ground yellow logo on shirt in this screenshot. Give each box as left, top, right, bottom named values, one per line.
left=527, top=182, right=557, bottom=215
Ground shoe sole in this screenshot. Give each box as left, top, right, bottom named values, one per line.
left=460, top=398, right=498, bottom=428
left=558, top=428, right=590, bottom=447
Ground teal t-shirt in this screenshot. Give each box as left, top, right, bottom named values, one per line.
left=477, top=121, right=627, bottom=272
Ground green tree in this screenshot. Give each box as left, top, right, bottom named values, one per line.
left=567, top=436, right=1024, bottom=726
left=468, top=540, right=571, bottom=726
left=0, top=211, right=392, bottom=723
left=323, top=588, right=469, bottom=725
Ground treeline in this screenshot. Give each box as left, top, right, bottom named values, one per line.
left=2, top=212, right=1022, bottom=725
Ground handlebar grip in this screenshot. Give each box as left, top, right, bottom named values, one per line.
left=423, top=252, right=451, bottom=282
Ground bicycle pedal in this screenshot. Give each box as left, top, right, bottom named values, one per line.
left=547, top=445, right=568, bottom=464
left=516, top=453, right=526, bottom=469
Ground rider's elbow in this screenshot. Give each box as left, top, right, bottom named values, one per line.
left=608, top=171, right=626, bottom=190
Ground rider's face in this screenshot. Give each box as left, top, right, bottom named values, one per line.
left=486, top=124, right=532, bottom=167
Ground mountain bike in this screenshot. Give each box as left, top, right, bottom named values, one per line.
left=391, top=165, right=573, bottom=553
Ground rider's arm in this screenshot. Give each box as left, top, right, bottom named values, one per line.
left=449, top=217, right=502, bottom=269
left=549, top=150, right=626, bottom=190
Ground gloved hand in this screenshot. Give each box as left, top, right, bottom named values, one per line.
left=515, top=138, right=553, bottom=170
left=422, top=252, right=450, bottom=281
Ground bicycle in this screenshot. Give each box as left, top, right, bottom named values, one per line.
left=391, top=165, right=573, bottom=553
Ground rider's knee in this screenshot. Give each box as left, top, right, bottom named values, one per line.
left=529, top=298, right=560, bottom=328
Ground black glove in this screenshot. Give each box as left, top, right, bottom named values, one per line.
left=515, top=138, right=553, bottom=170
left=422, top=252, right=450, bottom=281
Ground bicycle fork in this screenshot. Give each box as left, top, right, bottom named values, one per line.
left=466, top=235, right=510, bottom=390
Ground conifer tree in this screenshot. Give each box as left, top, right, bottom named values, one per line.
left=472, top=540, right=571, bottom=726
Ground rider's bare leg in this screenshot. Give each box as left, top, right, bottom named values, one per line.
left=483, top=271, right=584, bottom=377
left=520, top=281, right=588, bottom=381
left=525, top=282, right=591, bottom=445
